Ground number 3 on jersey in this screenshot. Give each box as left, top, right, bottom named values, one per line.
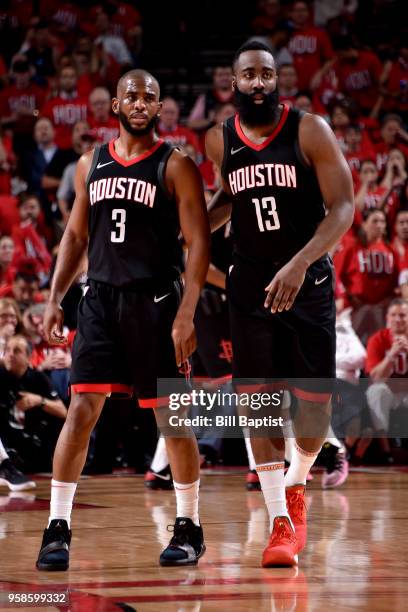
left=111, top=208, right=126, bottom=243
left=252, top=196, right=280, bottom=232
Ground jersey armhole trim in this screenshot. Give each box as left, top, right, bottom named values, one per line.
left=85, top=145, right=102, bottom=189
left=295, top=111, right=312, bottom=169
left=158, top=145, right=177, bottom=199
left=220, top=121, right=229, bottom=181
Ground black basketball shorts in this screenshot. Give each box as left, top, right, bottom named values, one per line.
left=70, top=277, right=189, bottom=406
left=227, top=255, right=336, bottom=402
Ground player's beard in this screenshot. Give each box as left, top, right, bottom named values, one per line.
left=234, top=86, right=280, bottom=126
left=118, top=110, right=158, bottom=136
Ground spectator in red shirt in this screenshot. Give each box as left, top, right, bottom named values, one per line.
left=11, top=193, right=52, bottom=279
left=0, top=56, right=47, bottom=154
left=278, top=63, right=299, bottom=106
left=344, top=125, right=376, bottom=177
left=157, top=97, right=200, bottom=154
left=0, top=237, right=15, bottom=287
left=88, top=87, right=119, bottom=144
left=374, top=114, right=408, bottom=173
left=24, top=302, right=71, bottom=400
left=188, top=66, right=234, bottom=131
left=379, top=43, right=408, bottom=119
left=42, top=65, right=88, bottom=149
left=366, top=298, right=408, bottom=459
left=288, top=0, right=334, bottom=90
left=355, top=159, right=389, bottom=214
left=0, top=259, right=44, bottom=313
left=334, top=208, right=399, bottom=342
left=0, top=131, right=15, bottom=195
left=333, top=37, right=382, bottom=117
left=393, top=208, right=408, bottom=265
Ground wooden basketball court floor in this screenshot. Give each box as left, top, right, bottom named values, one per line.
left=0, top=467, right=407, bottom=612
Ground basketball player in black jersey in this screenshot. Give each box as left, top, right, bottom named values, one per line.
left=36, top=70, right=210, bottom=570
left=206, top=42, right=354, bottom=567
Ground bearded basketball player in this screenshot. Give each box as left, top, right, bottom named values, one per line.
left=206, top=41, right=354, bottom=567
left=36, top=70, right=210, bottom=570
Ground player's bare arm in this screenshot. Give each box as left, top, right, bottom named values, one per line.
left=166, top=150, right=211, bottom=366
left=44, top=151, right=93, bottom=343
left=205, top=125, right=233, bottom=232
left=265, top=113, right=354, bottom=313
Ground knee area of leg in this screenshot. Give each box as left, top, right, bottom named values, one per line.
left=67, top=398, right=101, bottom=432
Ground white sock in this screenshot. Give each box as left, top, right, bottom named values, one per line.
left=325, top=426, right=343, bottom=450
left=256, top=462, right=292, bottom=530
left=285, top=441, right=319, bottom=487
left=48, top=479, right=77, bottom=528
left=174, top=479, right=200, bottom=526
left=0, top=440, right=9, bottom=463
left=243, top=431, right=256, bottom=470
left=285, top=437, right=294, bottom=464
left=150, top=437, right=169, bottom=473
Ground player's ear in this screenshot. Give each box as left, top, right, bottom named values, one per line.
left=231, top=77, right=236, bottom=91
left=157, top=100, right=162, bottom=117
left=112, top=98, right=119, bottom=115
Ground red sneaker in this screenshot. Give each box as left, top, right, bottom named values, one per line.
left=286, top=484, right=307, bottom=553
left=262, top=516, right=298, bottom=567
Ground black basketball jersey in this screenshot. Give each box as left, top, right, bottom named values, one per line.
left=221, top=105, right=325, bottom=266
left=86, top=139, right=183, bottom=286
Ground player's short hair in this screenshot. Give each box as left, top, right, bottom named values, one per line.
left=233, top=41, right=274, bottom=70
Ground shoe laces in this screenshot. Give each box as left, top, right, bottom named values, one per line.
left=271, top=519, right=297, bottom=546
left=166, top=522, right=191, bottom=547
left=287, top=489, right=306, bottom=521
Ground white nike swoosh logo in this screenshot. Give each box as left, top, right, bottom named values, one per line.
left=231, top=146, right=246, bottom=155
left=154, top=292, right=171, bottom=303
left=315, top=275, right=328, bottom=285
left=96, top=161, right=115, bottom=169
left=153, top=472, right=171, bottom=481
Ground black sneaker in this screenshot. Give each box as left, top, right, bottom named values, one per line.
left=0, top=459, right=36, bottom=491
left=36, top=520, right=71, bottom=571
left=144, top=465, right=173, bottom=490
left=159, top=517, right=206, bottom=566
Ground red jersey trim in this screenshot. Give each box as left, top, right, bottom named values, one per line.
left=71, top=383, right=133, bottom=395
left=292, top=387, right=331, bottom=403
left=139, top=396, right=173, bottom=409
left=108, top=138, right=164, bottom=167
left=234, top=104, right=289, bottom=151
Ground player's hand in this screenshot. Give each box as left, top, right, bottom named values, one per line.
left=43, top=301, right=67, bottom=345
left=172, top=314, right=197, bottom=367
left=264, top=258, right=308, bottom=313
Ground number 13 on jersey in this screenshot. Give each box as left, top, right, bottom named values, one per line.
left=252, top=196, right=280, bottom=232
left=111, top=208, right=126, bottom=243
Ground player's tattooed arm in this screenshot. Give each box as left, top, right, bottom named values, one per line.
left=205, top=125, right=233, bottom=232
left=165, top=150, right=211, bottom=365
left=264, top=114, right=354, bottom=314
left=44, top=151, right=92, bottom=344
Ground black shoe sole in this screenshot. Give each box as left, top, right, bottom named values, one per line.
left=144, top=480, right=174, bottom=490
left=159, top=544, right=206, bottom=567
left=36, top=561, right=69, bottom=571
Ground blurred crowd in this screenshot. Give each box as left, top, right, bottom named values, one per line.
left=0, top=0, right=408, bottom=486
